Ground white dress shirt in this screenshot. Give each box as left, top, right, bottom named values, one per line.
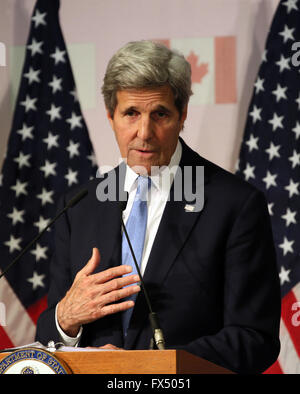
left=55, top=140, right=182, bottom=346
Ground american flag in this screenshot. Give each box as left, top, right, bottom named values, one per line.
left=236, top=0, right=300, bottom=373
left=0, top=0, right=96, bottom=349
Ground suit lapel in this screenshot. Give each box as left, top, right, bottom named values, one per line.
left=94, top=163, right=126, bottom=273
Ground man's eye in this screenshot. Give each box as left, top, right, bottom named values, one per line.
left=153, top=111, right=168, bottom=120
left=154, top=111, right=167, bottom=119
left=126, top=111, right=137, bottom=117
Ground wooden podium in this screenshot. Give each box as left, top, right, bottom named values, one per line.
left=0, top=349, right=234, bottom=374
left=21, top=349, right=234, bottom=374
left=62, top=349, right=234, bottom=374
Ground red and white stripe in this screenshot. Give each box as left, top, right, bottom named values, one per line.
left=265, top=282, right=300, bottom=374
left=0, top=272, right=47, bottom=349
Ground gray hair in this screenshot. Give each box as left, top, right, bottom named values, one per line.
left=102, top=40, right=192, bottom=117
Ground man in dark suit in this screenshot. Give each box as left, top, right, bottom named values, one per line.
left=36, top=41, right=281, bottom=374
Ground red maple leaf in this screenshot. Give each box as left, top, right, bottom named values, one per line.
left=187, top=51, right=209, bottom=84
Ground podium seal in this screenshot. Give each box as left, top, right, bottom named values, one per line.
left=0, top=348, right=71, bottom=374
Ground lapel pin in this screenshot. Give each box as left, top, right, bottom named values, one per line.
left=184, top=204, right=195, bottom=212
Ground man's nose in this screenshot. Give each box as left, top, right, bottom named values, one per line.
left=137, top=115, right=153, bottom=140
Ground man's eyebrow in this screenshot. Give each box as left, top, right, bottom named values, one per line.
left=120, top=104, right=172, bottom=115
left=154, top=105, right=171, bottom=113
left=120, top=106, right=138, bottom=115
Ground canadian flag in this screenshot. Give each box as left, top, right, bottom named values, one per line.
left=155, top=37, right=237, bottom=105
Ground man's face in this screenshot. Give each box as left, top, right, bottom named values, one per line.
left=107, top=85, right=187, bottom=175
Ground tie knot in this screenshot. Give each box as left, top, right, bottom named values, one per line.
left=136, top=176, right=150, bottom=201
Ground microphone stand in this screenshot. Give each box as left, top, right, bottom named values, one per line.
left=0, top=189, right=88, bottom=280
left=120, top=200, right=165, bottom=350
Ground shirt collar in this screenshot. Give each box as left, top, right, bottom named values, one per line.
left=124, top=140, right=182, bottom=194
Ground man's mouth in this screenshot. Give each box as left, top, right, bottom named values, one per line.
left=132, top=148, right=156, bottom=156
left=136, top=150, right=155, bottom=158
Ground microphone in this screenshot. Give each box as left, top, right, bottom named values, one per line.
left=120, top=195, right=166, bottom=350
left=0, top=188, right=88, bottom=280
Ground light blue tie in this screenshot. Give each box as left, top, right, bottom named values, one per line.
left=122, top=176, right=150, bottom=336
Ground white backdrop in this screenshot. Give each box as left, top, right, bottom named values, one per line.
left=0, top=0, right=280, bottom=174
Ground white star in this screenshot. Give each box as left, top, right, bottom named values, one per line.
left=282, top=0, right=298, bottom=13
left=27, top=38, right=43, bottom=56
left=265, top=142, right=281, bottom=160
left=4, top=235, right=22, bottom=254
left=66, top=112, right=82, bottom=130
left=48, top=75, right=63, bottom=94
left=276, top=54, right=291, bottom=72
left=279, top=265, right=291, bottom=286
left=13, top=152, right=31, bottom=169
left=37, top=187, right=54, bottom=206
left=292, top=121, right=300, bottom=139
left=268, top=202, right=274, bottom=216
left=43, top=131, right=59, bottom=150
left=10, top=179, right=28, bottom=197
left=70, top=89, right=78, bottom=102
left=249, top=105, right=262, bottom=123
left=50, top=47, right=66, bottom=65
left=279, top=236, right=294, bottom=256
left=31, top=9, right=47, bottom=28
left=7, top=207, right=25, bottom=225
left=262, top=171, right=277, bottom=190
left=30, top=243, right=48, bottom=262
left=20, top=94, right=37, bottom=112
left=268, top=112, right=284, bottom=131
left=245, top=134, right=259, bottom=152
left=87, top=152, right=98, bottom=167
left=243, top=163, right=255, bottom=181
left=284, top=178, right=299, bottom=198
left=296, top=92, right=300, bottom=110
left=66, top=140, right=80, bottom=158
left=27, top=271, right=45, bottom=290
left=40, top=160, right=57, bottom=178
left=235, top=158, right=240, bottom=172
left=65, top=168, right=78, bottom=186
left=272, top=84, right=287, bottom=102
left=34, top=215, right=51, bottom=233
left=262, top=49, right=267, bottom=62
left=288, top=149, right=300, bottom=168
left=254, top=77, right=264, bottom=94
left=279, top=24, right=295, bottom=42
left=23, top=67, right=41, bottom=84
left=46, top=103, right=62, bottom=122
left=281, top=207, right=297, bottom=227
left=17, top=123, right=34, bottom=141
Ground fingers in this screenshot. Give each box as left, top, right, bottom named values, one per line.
left=98, top=344, right=123, bottom=350
left=100, top=283, right=141, bottom=306
left=92, top=264, right=134, bottom=284
left=100, top=299, right=136, bottom=318
left=100, top=272, right=140, bottom=294
left=63, top=249, right=143, bottom=328
left=86, top=344, right=123, bottom=350
left=76, top=248, right=101, bottom=279
left=76, top=248, right=134, bottom=283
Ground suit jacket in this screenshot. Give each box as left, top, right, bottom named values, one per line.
left=36, top=138, right=281, bottom=374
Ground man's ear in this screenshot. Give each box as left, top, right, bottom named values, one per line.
left=180, top=105, right=188, bottom=130
left=106, top=108, right=114, bottom=128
